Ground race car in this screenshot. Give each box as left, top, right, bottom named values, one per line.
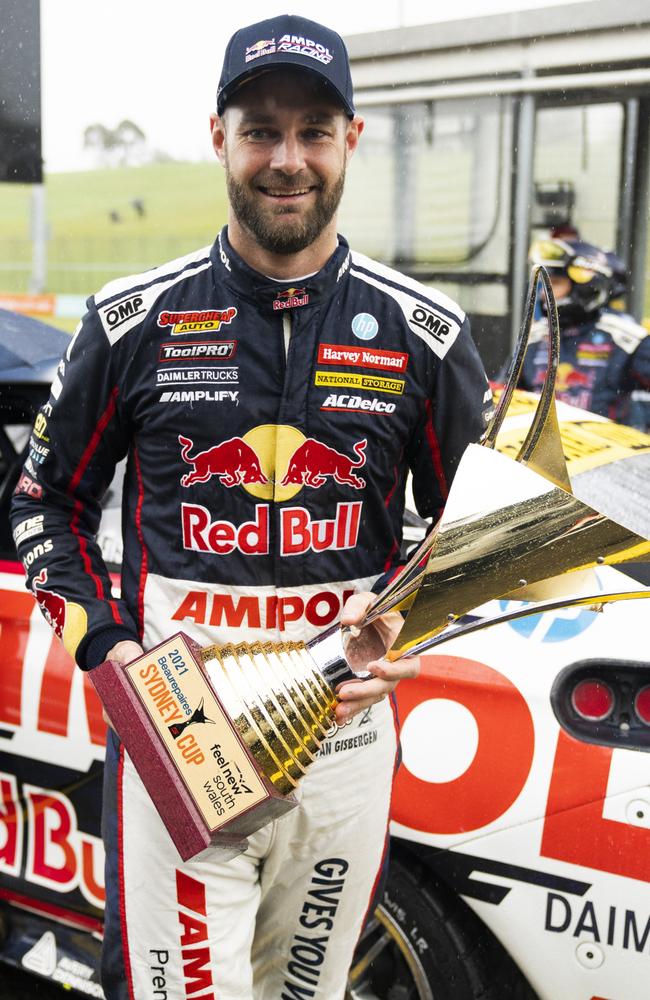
left=1, top=312, right=649, bottom=999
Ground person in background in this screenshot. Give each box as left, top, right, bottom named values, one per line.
left=519, top=237, right=650, bottom=429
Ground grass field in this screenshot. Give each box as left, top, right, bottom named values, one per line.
left=0, top=161, right=229, bottom=295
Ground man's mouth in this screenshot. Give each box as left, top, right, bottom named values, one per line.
left=257, top=185, right=317, bottom=199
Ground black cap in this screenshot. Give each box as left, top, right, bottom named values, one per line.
left=217, top=15, right=355, bottom=118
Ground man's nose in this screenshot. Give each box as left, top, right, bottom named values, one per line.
left=269, top=134, right=306, bottom=175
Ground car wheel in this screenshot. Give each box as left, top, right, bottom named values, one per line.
left=347, top=855, right=533, bottom=1000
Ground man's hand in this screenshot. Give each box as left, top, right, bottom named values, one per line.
left=334, top=592, right=419, bottom=725
left=101, top=640, right=145, bottom=729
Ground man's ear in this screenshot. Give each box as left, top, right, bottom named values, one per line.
left=210, top=112, right=227, bottom=165
left=345, top=116, right=365, bottom=163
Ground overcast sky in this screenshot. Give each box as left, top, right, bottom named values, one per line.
left=41, top=0, right=590, bottom=172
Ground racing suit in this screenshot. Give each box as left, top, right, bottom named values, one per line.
left=520, top=309, right=650, bottom=427
left=11, top=228, right=490, bottom=1000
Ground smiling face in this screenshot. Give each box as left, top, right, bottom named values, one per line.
left=211, top=68, right=363, bottom=273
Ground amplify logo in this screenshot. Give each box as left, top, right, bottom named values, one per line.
left=273, top=287, right=310, bottom=311
left=157, top=308, right=237, bottom=335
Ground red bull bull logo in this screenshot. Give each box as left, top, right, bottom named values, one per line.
left=178, top=435, right=268, bottom=488
left=281, top=438, right=367, bottom=490
left=32, top=568, right=66, bottom=638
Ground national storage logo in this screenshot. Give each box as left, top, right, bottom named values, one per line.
left=314, top=371, right=405, bottom=395
left=157, top=308, right=237, bottom=335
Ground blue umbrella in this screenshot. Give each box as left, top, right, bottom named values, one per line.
left=0, top=309, right=71, bottom=383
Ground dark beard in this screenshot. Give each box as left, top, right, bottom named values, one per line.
left=226, top=168, right=345, bottom=255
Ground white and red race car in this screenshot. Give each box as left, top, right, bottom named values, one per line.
left=1, top=332, right=649, bottom=999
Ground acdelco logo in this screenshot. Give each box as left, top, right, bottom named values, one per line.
left=157, top=308, right=237, bottom=335
left=159, top=341, right=236, bottom=362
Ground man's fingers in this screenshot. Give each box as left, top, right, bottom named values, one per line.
left=340, top=592, right=375, bottom=626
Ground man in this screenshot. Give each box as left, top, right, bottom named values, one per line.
left=11, top=15, right=490, bottom=999
left=521, top=237, right=650, bottom=428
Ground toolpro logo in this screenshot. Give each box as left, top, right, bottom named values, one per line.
left=272, top=287, right=310, bottom=311
left=178, top=426, right=368, bottom=500
left=157, top=307, right=237, bottom=335
left=159, top=341, right=236, bottom=362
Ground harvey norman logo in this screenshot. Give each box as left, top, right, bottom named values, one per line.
left=318, top=343, right=408, bottom=374
left=158, top=308, right=237, bottom=335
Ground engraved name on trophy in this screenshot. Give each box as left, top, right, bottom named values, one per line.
left=90, top=266, right=650, bottom=861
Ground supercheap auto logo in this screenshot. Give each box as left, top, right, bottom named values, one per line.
left=157, top=308, right=237, bottom=335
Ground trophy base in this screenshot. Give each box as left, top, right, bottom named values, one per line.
left=91, top=633, right=301, bottom=862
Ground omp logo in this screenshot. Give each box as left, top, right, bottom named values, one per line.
left=159, top=341, right=236, bottom=362
left=102, top=294, right=145, bottom=331
left=409, top=304, right=453, bottom=343
left=157, top=308, right=237, bottom=335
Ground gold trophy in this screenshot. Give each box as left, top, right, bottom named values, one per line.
left=91, top=266, right=650, bottom=861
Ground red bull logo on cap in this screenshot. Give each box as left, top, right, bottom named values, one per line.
left=245, top=38, right=276, bottom=63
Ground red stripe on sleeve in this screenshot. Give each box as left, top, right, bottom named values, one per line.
left=424, top=398, right=448, bottom=502
left=67, top=386, right=123, bottom=622
left=133, top=447, right=148, bottom=640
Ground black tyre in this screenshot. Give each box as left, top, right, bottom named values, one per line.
left=347, top=854, right=536, bottom=1000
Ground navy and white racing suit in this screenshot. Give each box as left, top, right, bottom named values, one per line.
left=11, top=228, right=490, bottom=1000
left=520, top=308, right=650, bottom=428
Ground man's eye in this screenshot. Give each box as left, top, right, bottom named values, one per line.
left=304, top=129, right=327, bottom=140
left=245, top=129, right=272, bottom=140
